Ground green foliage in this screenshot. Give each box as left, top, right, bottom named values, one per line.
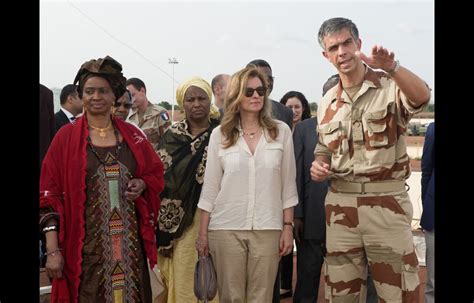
left=158, top=101, right=172, bottom=110
left=423, top=103, right=435, bottom=112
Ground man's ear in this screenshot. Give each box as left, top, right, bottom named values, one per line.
left=322, top=51, right=329, bottom=60
left=357, top=38, right=362, bottom=51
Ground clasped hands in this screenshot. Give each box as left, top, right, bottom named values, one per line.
left=125, top=178, right=146, bottom=202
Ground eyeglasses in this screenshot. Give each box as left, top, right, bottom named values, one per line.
left=244, top=86, right=267, bottom=97
left=114, top=102, right=133, bottom=109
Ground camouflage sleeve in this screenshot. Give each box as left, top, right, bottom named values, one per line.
left=157, top=110, right=171, bottom=128
left=314, top=100, right=332, bottom=158
left=397, top=82, right=430, bottom=124
left=314, top=126, right=332, bottom=158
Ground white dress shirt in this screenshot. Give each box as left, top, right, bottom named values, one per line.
left=60, top=107, right=76, bottom=122
left=198, top=120, right=298, bottom=231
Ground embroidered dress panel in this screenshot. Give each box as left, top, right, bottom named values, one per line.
left=78, top=142, right=151, bottom=303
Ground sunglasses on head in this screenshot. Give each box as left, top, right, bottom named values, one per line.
left=244, top=86, right=267, bottom=97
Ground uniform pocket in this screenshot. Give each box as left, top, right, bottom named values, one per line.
left=319, top=121, right=343, bottom=154
left=363, top=107, right=389, bottom=148
left=218, top=145, right=240, bottom=173
left=265, top=142, right=284, bottom=169
left=401, top=252, right=420, bottom=301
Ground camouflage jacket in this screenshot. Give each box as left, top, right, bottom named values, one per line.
left=128, top=102, right=171, bottom=151
left=315, top=66, right=427, bottom=183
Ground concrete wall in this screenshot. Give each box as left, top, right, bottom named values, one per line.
left=407, top=171, right=423, bottom=230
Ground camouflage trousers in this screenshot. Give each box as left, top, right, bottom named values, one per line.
left=324, top=189, right=420, bottom=303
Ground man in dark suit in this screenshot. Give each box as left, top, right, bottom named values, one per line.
left=39, top=84, right=55, bottom=172
left=290, top=75, right=339, bottom=303
left=292, top=114, right=328, bottom=303
left=54, top=84, right=83, bottom=133
left=421, top=122, right=434, bottom=303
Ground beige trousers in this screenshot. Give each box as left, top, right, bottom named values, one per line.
left=208, top=230, right=281, bottom=303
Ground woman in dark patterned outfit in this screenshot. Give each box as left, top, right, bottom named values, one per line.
left=153, top=77, right=220, bottom=303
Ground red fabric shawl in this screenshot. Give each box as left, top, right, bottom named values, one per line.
left=39, top=115, right=164, bottom=303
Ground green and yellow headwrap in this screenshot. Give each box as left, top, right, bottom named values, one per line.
left=176, top=77, right=220, bottom=120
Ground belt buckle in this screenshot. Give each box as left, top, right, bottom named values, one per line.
left=360, top=182, right=366, bottom=195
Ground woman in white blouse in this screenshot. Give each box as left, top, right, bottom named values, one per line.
left=196, top=67, right=298, bottom=302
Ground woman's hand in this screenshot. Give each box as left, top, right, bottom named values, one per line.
left=195, top=233, right=209, bottom=257
left=279, top=226, right=294, bottom=256
left=45, top=250, right=64, bottom=279
left=125, top=178, right=146, bottom=202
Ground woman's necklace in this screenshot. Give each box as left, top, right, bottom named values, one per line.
left=89, top=120, right=112, bottom=138
left=87, top=122, right=122, bottom=166
left=242, top=127, right=261, bottom=139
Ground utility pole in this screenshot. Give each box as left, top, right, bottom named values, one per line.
left=168, top=57, right=179, bottom=122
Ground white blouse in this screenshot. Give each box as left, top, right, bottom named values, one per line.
left=198, top=120, right=298, bottom=231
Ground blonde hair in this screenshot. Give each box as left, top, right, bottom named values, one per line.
left=220, top=67, right=278, bottom=148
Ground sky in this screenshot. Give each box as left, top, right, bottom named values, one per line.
left=40, top=0, right=434, bottom=110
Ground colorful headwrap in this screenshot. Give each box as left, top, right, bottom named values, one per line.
left=176, top=77, right=220, bottom=120
left=73, top=55, right=127, bottom=99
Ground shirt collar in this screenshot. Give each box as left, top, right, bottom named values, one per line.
left=331, top=64, right=382, bottom=104
left=61, top=107, right=76, bottom=121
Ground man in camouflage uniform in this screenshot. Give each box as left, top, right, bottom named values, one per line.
left=126, top=77, right=171, bottom=151
left=311, top=17, right=431, bottom=302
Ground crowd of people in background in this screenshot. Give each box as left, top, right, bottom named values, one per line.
left=39, top=16, right=432, bottom=303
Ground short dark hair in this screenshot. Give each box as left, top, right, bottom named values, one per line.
left=322, top=74, right=340, bottom=96
left=318, top=17, right=359, bottom=49
left=60, top=84, right=78, bottom=105
left=126, top=77, right=146, bottom=93
left=280, top=91, right=312, bottom=121
left=246, top=59, right=272, bottom=71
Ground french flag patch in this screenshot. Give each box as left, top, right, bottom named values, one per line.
left=160, top=111, right=170, bottom=121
